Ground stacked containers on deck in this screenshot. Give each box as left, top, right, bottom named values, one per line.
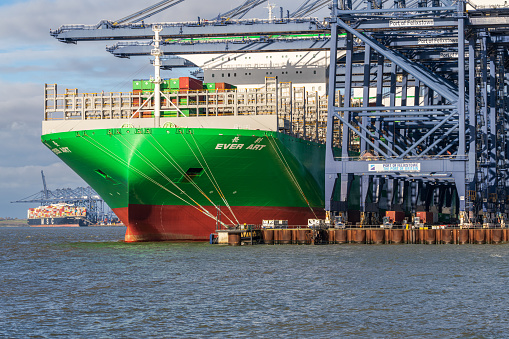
left=179, top=77, right=202, bottom=91
left=178, top=77, right=203, bottom=117
left=132, top=78, right=239, bottom=118
left=160, top=78, right=179, bottom=117
left=132, top=80, right=143, bottom=107
left=27, top=205, right=86, bottom=219
left=203, top=82, right=236, bottom=92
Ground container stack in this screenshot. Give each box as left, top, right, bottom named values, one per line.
left=27, top=204, right=87, bottom=219
left=203, top=82, right=236, bottom=92
left=132, top=77, right=231, bottom=118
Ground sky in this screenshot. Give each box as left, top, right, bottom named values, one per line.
left=0, top=0, right=505, bottom=218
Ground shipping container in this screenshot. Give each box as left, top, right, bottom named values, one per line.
left=161, top=111, right=178, bottom=118
left=204, top=83, right=216, bottom=92
left=416, top=211, right=434, bottom=224
left=161, top=79, right=170, bottom=90
left=214, top=82, right=231, bottom=90
left=170, top=78, right=180, bottom=89
left=141, top=80, right=154, bottom=91
left=179, top=77, right=203, bottom=90
left=133, top=80, right=143, bottom=90
left=386, top=211, right=405, bottom=223
left=179, top=108, right=196, bottom=116
left=179, top=98, right=197, bottom=105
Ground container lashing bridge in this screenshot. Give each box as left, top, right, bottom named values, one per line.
left=49, top=0, right=509, bottom=227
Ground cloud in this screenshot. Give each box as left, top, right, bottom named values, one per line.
left=0, top=162, right=85, bottom=191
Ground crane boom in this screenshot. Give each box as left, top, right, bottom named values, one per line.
left=115, top=0, right=186, bottom=24
left=215, top=0, right=267, bottom=20
left=51, top=18, right=326, bottom=43
left=41, top=170, right=49, bottom=200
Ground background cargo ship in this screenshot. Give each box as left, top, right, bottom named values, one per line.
left=28, top=204, right=89, bottom=227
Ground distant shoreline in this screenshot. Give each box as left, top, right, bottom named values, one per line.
left=0, top=220, right=29, bottom=227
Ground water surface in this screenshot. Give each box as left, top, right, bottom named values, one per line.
left=1, top=226, right=508, bottom=338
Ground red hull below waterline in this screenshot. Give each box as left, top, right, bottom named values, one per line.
left=114, top=205, right=324, bottom=242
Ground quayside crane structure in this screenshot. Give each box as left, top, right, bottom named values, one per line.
left=12, top=171, right=110, bottom=224
left=49, top=0, right=509, bottom=227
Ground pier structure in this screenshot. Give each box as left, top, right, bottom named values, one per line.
left=48, top=0, right=509, bottom=227
left=217, top=226, right=509, bottom=246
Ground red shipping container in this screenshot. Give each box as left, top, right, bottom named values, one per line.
left=386, top=211, right=405, bottom=223
left=179, top=77, right=203, bottom=90
left=214, top=82, right=232, bottom=90
left=416, top=211, right=434, bottom=224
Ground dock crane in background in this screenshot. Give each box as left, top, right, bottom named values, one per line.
left=41, top=170, right=49, bottom=200
left=47, top=0, right=509, bottom=227
left=12, top=172, right=113, bottom=224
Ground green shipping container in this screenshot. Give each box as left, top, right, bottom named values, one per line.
left=161, top=110, right=178, bottom=117
left=180, top=99, right=197, bottom=105
left=170, top=78, right=180, bottom=89
left=161, top=79, right=170, bottom=90
left=141, top=80, right=154, bottom=91
left=203, top=83, right=216, bottom=93
left=133, top=80, right=143, bottom=90
left=179, top=108, right=196, bottom=116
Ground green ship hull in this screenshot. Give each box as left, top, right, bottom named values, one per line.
left=42, top=127, right=332, bottom=241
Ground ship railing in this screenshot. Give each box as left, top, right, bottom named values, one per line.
left=44, top=84, right=330, bottom=128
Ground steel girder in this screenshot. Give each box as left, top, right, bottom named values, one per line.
left=324, top=0, right=509, bottom=226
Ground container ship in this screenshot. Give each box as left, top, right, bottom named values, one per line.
left=41, top=46, right=358, bottom=241
left=28, top=204, right=89, bottom=227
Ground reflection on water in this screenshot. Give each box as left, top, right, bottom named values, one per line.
left=1, top=226, right=509, bottom=337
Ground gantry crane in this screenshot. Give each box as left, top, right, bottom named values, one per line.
left=12, top=171, right=109, bottom=224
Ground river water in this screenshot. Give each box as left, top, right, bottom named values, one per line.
left=1, top=226, right=508, bottom=338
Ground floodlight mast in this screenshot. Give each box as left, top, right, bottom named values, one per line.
left=151, top=25, right=163, bottom=128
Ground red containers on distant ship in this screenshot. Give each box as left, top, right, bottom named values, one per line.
left=416, top=211, right=434, bottom=224
left=179, top=77, right=203, bottom=91
left=386, top=211, right=405, bottom=223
